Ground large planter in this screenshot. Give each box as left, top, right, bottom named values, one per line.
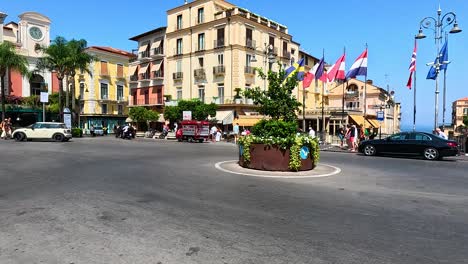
left=239, top=143, right=314, bottom=171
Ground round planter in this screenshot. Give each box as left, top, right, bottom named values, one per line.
left=239, top=143, right=314, bottom=171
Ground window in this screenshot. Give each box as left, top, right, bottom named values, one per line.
left=246, top=54, right=253, bottom=66
left=198, top=57, right=204, bottom=67
left=144, top=90, right=149, bottom=104
left=414, top=133, right=431, bottom=141
left=177, top=14, right=183, bottom=29
left=118, top=105, right=123, bottom=115
left=198, top=33, right=205, bottom=51
left=176, top=60, right=182, bottom=73
left=463, top=108, right=468, bottom=115
left=132, top=91, right=137, bottom=106
left=176, top=88, right=182, bottom=100
left=217, top=28, right=225, bottom=47
left=198, top=86, right=205, bottom=103
left=269, top=36, right=274, bottom=48
left=80, top=102, right=84, bottom=114
left=100, top=61, right=108, bottom=75
left=346, top=102, right=360, bottom=109
left=117, top=85, right=124, bottom=100
left=100, top=83, right=108, bottom=99
left=304, top=56, right=309, bottom=65
left=197, top=8, right=204, bottom=24
left=389, top=133, right=408, bottom=140
left=176, top=38, right=183, bottom=55
left=218, top=84, right=224, bottom=104
left=102, top=104, right=107, bottom=114
left=217, top=54, right=224, bottom=65
left=246, top=28, right=253, bottom=47
left=283, top=41, right=288, bottom=54
left=117, top=64, right=124, bottom=78
left=79, top=83, right=85, bottom=100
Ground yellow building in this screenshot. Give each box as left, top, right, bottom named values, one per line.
left=165, top=0, right=300, bottom=127
left=77, top=46, right=134, bottom=132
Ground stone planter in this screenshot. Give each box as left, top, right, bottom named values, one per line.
left=239, top=143, right=314, bottom=171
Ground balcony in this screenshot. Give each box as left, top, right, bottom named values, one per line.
left=99, top=94, right=113, bottom=102
left=173, top=72, right=183, bottom=80
left=117, top=96, right=127, bottom=103
left=244, top=66, right=256, bottom=75
left=344, top=91, right=359, bottom=99
left=129, top=98, right=164, bottom=106
left=281, top=51, right=291, bottom=60
left=139, top=72, right=151, bottom=82
left=213, top=65, right=225, bottom=75
left=173, top=48, right=183, bottom=56
left=139, top=51, right=150, bottom=61
left=246, top=39, right=256, bottom=49
left=194, top=68, right=206, bottom=79
left=129, top=75, right=139, bottom=83
left=151, top=47, right=164, bottom=58
left=210, top=96, right=254, bottom=105
left=151, top=70, right=164, bottom=80
left=214, top=39, right=225, bottom=49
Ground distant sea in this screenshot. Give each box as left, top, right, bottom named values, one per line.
left=400, top=124, right=434, bottom=133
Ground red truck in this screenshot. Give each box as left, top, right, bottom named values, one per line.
left=176, top=120, right=210, bottom=143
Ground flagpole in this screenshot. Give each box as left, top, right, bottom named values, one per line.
left=363, top=44, right=368, bottom=127
left=321, top=48, right=325, bottom=142
left=413, top=69, right=417, bottom=131
left=341, top=46, right=346, bottom=127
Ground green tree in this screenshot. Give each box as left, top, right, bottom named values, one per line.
left=177, top=99, right=217, bottom=121
left=129, top=106, right=159, bottom=130
left=0, top=42, right=30, bottom=120
left=163, top=106, right=181, bottom=123
left=463, top=115, right=468, bottom=127
left=244, top=64, right=301, bottom=122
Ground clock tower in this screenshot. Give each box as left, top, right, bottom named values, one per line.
left=18, top=12, right=51, bottom=58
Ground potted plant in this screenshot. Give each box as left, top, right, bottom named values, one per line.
left=238, top=65, right=319, bottom=171
left=212, top=96, right=219, bottom=104
left=234, top=88, right=243, bottom=104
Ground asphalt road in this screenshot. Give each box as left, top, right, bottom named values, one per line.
left=0, top=137, right=467, bottom=264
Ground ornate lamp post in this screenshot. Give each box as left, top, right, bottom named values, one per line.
left=415, top=6, right=462, bottom=130
left=250, top=44, right=275, bottom=91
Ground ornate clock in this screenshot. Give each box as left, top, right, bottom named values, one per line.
left=29, top=26, right=43, bottom=41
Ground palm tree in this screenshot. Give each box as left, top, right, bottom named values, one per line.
left=36, top=36, right=71, bottom=121
left=0, top=42, right=29, bottom=120
left=66, top=39, right=96, bottom=126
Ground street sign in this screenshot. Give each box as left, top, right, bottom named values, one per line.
left=63, top=107, right=71, bottom=128
left=377, top=111, right=384, bottom=122
left=40, top=92, right=48, bottom=103
left=183, top=111, right=192, bottom=121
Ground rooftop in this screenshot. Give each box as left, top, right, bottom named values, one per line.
left=87, top=46, right=135, bottom=58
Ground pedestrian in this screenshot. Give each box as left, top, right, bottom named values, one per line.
left=435, top=128, right=448, bottom=140
left=210, top=124, right=217, bottom=142
left=345, top=124, right=351, bottom=149
left=308, top=126, right=315, bottom=138
left=359, top=124, right=365, bottom=143
left=215, top=126, right=222, bottom=142
left=90, top=125, right=95, bottom=137
left=338, top=126, right=345, bottom=148
left=349, top=124, right=357, bottom=152
left=1, top=119, right=7, bottom=139
left=233, top=122, right=240, bottom=144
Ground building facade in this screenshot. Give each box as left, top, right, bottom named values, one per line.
left=77, top=46, right=134, bottom=131
left=452, top=97, right=468, bottom=129
left=128, top=27, right=166, bottom=113
left=164, top=0, right=300, bottom=127
left=0, top=12, right=59, bottom=98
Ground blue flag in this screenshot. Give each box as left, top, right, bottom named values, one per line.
left=427, top=40, right=448, bottom=80
left=284, top=58, right=305, bottom=81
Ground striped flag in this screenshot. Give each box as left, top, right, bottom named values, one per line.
left=327, top=54, right=346, bottom=83
left=346, top=49, right=367, bottom=79
left=406, top=40, right=417, bottom=89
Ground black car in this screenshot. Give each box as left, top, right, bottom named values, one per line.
left=358, top=132, right=459, bottom=160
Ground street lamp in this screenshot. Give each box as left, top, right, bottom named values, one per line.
left=250, top=43, right=275, bottom=91
left=415, top=6, right=462, bottom=130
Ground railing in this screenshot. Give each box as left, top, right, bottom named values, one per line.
left=194, top=68, right=206, bottom=79
left=130, top=75, right=138, bottom=82
left=244, top=66, right=255, bottom=74
left=173, top=72, right=183, bottom=80
left=209, top=96, right=254, bottom=105
left=214, top=39, right=225, bottom=48
left=282, top=51, right=291, bottom=59
left=344, top=91, right=359, bottom=99
left=130, top=98, right=164, bottom=106
left=101, top=94, right=109, bottom=100
left=213, top=65, right=225, bottom=75
left=246, top=39, right=256, bottom=49
left=117, top=96, right=127, bottom=102
left=139, top=50, right=150, bottom=59
left=152, top=47, right=163, bottom=56
left=152, top=70, right=163, bottom=79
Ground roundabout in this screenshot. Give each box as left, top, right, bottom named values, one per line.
left=215, top=160, right=341, bottom=178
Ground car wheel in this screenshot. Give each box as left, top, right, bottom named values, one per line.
left=423, top=147, right=439, bottom=160
left=53, top=134, right=64, bottom=142
left=363, top=144, right=376, bottom=156
left=14, top=132, right=26, bottom=142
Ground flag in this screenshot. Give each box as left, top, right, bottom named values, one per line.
left=302, top=57, right=325, bottom=88
left=427, top=40, right=448, bottom=80
left=327, top=54, right=346, bottom=83
left=406, top=40, right=417, bottom=89
left=284, top=58, right=305, bottom=81
left=346, top=49, right=367, bottom=79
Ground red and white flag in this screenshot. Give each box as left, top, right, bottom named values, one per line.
left=327, top=54, right=346, bottom=83
left=406, top=40, right=417, bottom=89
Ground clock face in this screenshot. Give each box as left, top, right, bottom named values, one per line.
left=29, top=26, right=43, bottom=41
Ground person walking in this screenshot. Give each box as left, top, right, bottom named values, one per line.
left=308, top=126, right=316, bottom=139
left=90, top=125, right=95, bottom=137
left=210, top=125, right=217, bottom=142
left=233, top=123, right=240, bottom=144
left=215, top=126, right=222, bottom=142
left=338, top=126, right=345, bottom=148
left=435, top=128, right=448, bottom=140
left=344, top=124, right=351, bottom=150
left=350, top=124, right=358, bottom=152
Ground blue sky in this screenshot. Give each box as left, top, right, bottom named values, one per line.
left=2, top=0, right=467, bottom=129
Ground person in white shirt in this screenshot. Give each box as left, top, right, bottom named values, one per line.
left=210, top=125, right=218, bottom=142
left=435, top=128, right=448, bottom=140
left=308, top=127, right=315, bottom=138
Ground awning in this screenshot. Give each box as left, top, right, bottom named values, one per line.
left=151, top=40, right=161, bottom=49
left=214, top=110, right=234, bottom=125
left=151, top=60, right=163, bottom=72
left=129, top=65, right=137, bottom=75
left=138, top=44, right=148, bottom=53
left=138, top=64, right=149, bottom=74
left=366, top=118, right=380, bottom=128
left=349, top=115, right=366, bottom=126
left=236, top=116, right=264, bottom=127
